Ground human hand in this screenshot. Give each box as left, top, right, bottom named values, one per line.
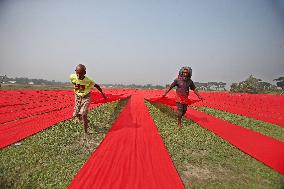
left=74, top=84, right=80, bottom=90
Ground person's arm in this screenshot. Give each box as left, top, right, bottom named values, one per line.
left=190, top=81, right=204, bottom=100
left=193, top=88, right=204, bottom=100
left=94, top=84, right=107, bottom=99
left=71, top=82, right=80, bottom=90
left=70, top=74, right=79, bottom=90
left=162, top=80, right=177, bottom=97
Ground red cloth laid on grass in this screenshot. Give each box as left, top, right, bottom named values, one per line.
left=0, top=91, right=127, bottom=149
left=184, top=108, right=284, bottom=175
left=150, top=99, right=284, bottom=175
left=147, top=96, right=201, bottom=106
left=194, top=92, right=284, bottom=127
left=68, top=94, right=184, bottom=189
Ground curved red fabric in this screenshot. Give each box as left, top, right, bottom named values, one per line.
left=133, top=90, right=284, bottom=127
left=152, top=100, right=284, bottom=175
left=68, top=94, right=184, bottom=189
left=147, top=96, right=201, bottom=106
left=194, top=92, right=284, bottom=126
left=184, top=108, right=284, bottom=175
left=0, top=90, right=128, bottom=124
left=0, top=90, right=128, bottom=148
left=0, top=90, right=74, bottom=124
left=0, top=106, right=74, bottom=148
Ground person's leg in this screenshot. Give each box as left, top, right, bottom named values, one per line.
left=73, top=95, right=82, bottom=122
left=176, top=103, right=183, bottom=127
left=82, top=114, right=88, bottom=133
left=178, top=117, right=182, bottom=127
left=180, top=104, right=188, bottom=126
left=79, top=94, right=91, bottom=134
left=76, top=115, right=82, bottom=122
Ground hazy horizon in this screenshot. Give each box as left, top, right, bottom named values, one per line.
left=1, top=0, right=284, bottom=86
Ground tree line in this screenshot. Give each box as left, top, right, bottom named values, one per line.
left=0, top=76, right=67, bottom=86
left=230, top=75, right=283, bottom=94
left=1, top=75, right=283, bottom=94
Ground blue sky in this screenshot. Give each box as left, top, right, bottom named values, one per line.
left=0, top=0, right=284, bottom=86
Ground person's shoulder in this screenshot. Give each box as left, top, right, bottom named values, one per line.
left=85, top=75, right=95, bottom=83
left=174, top=77, right=179, bottom=82
left=171, top=78, right=178, bottom=84
left=69, top=73, right=77, bottom=79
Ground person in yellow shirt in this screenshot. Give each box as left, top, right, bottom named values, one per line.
left=70, top=64, right=107, bottom=134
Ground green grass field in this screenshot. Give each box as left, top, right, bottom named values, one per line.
left=1, top=99, right=284, bottom=189
left=194, top=106, right=284, bottom=141
left=145, top=102, right=284, bottom=189
left=0, top=99, right=128, bottom=189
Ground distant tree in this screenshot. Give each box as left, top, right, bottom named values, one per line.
left=230, top=83, right=239, bottom=92
left=218, top=82, right=227, bottom=91
left=153, top=85, right=164, bottom=89
left=274, top=77, right=284, bottom=90
left=145, top=84, right=152, bottom=89
left=207, top=82, right=217, bottom=90
left=230, top=75, right=278, bottom=94
left=259, top=81, right=276, bottom=92
left=194, top=82, right=207, bottom=90
left=0, top=75, right=7, bottom=87
left=237, top=75, right=262, bottom=93
left=213, top=82, right=219, bottom=90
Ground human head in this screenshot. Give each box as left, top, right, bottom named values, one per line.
left=75, top=64, right=86, bottom=79
left=179, top=66, right=192, bottom=78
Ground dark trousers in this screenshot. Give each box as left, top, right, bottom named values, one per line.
left=176, top=102, right=188, bottom=117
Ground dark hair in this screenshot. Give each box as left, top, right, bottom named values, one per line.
left=178, top=66, right=192, bottom=78
left=76, top=64, right=86, bottom=74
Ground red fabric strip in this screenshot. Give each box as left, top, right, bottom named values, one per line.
left=194, top=92, right=284, bottom=126
left=68, top=94, right=184, bottom=189
left=147, top=96, right=201, bottom=106
left=0, top=90, right=127, bottom=148
left=151, top=100, right=284, bottom=175
left=185, top=108, right=284, bottom=175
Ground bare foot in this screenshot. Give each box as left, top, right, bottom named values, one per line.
left=178, top=120, right=181, bottom=128
left=83, top=133, right=88, bottom=140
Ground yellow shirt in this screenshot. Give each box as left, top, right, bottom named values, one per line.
left=69, top=74, right=95, bottom=96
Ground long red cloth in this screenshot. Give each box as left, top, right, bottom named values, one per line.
left=0, top=106, right=74, bottom=148
left=139, top=90, right=284, bottom=126
left=194, top=92, right=284, bottom=126
left=68, top=94, right=184, bottom=189
left=0, top=90, right=127, bottom=148
left=147, top=96, right=201, bottom=106
left=150, top=100, right=284, bottom=175
left=185, top=108, right=284, bottom=175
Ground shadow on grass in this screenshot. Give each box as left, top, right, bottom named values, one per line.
left=148, top=101, right=177, bottom=119
left=94, top=97, right=130, bottom=134
left=148, top=101, right=196, bottom=125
